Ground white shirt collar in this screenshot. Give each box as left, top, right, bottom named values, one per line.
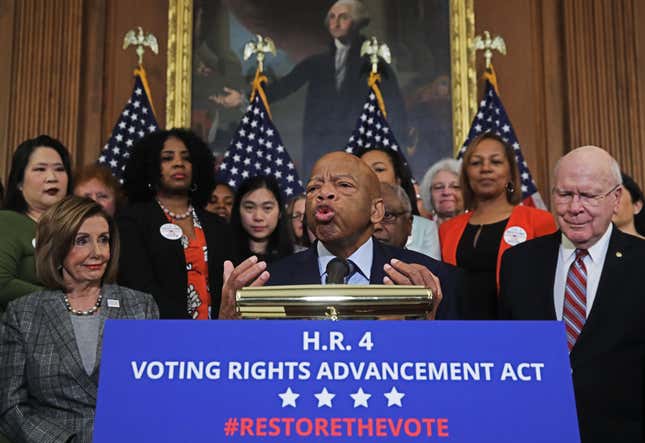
left=560, top=223, right=613, bottom=263
left=317, top=237, right=373, bottom=281
left=334, top=38, right=350, bottom=51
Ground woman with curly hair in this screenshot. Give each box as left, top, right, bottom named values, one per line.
left=117, top=129, right=232, bottom=319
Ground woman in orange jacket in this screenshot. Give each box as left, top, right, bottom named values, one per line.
left=439, top=132, right=556, bottom=319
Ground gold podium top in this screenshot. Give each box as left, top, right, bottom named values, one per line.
left=236, top=285, right=432, bottom=320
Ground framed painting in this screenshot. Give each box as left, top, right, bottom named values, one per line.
left=167, top=0, right=476, bottom=180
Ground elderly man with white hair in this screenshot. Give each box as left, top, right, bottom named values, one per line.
left=213, top=0, right=407, bottom=175
left=500, top=146, right=645, bottom=443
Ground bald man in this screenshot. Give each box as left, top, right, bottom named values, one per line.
left=500, top=146, right=645, bottom=443
left=373, top=182, right=413, bottom=248
left=219, top=152, right=461, bottom=320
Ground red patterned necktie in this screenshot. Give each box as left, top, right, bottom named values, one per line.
left=563, top=249, right=588, bottom=351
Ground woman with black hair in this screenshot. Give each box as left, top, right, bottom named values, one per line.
left=230, top=176, right=294, bottom=264
left=359, top=147, right=441, bottom=260
left=613, top=172, right=645, bottom=239
left=0, top=135, right=72, bottom=311
left=439, top=132, right=556, bottom=319
left=117, top=128, right=233, bottom=319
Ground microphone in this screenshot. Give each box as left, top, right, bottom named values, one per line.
left=325, top=257, right=350, bottom=284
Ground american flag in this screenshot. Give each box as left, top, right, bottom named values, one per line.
left=458, top=70, right=546, bottom=208
left=344, top=88, right=411, bottom=175
left=217, top=91, right=304, bottom=199
left=98, top=68, right=159, bottom=183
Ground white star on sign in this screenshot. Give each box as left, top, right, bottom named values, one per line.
left=350, top=388, right=371, bottom=408
left=279, top=387, right=299, bottom=408
left=315, top=387, right=335, bottom=408
left=384, top=387, right=405, bottom=407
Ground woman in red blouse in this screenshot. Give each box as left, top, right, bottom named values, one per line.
left=118, top=129, right=233, bottom=319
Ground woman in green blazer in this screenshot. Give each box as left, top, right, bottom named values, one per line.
left=0, top=135, right=71, bottom=311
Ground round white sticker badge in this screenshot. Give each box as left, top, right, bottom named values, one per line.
left=32, top=238, right=37, bottom=249
left=503, top=226, right=528, bottom=246
left=160, top=223, right=183, bottom=240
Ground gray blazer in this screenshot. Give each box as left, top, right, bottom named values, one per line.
left=0, top=284, right=158, bottom=443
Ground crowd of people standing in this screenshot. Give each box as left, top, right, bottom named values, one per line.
left=0, top=129, right=644, bottom=442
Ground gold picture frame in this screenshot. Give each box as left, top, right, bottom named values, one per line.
left=166, top=0, right=476, bottom=157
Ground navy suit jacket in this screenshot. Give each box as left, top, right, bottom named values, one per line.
left=499, top=228, right=645, bottom=443
left=267, top=239, right=462, bottom=320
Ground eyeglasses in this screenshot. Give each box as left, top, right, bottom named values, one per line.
left=552, top=185, right=619, bottom=207
left=431, top=183, right=461, bottom=192
left=381, top=210, right=411, bottom=224
left=290, top=212, right=304, bottom=220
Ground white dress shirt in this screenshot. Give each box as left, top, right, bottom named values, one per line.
left=317, top=237, right=372, bottom=285
left=553, top=224, right=613, bottom=320
left=334, top=38, right=350, bottom=90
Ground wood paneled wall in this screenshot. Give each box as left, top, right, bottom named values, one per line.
left=0, top=0, right=167, bottom=183
left=0, top=0, right=85, bottom=180
left=563, top=0, right=645, bottom=183
left=476, top=0, right=645, bottom=199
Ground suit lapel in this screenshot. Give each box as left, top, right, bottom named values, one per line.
left=536, top=234, right=561, bottom=320
left=289, top=247, right=322, bottom=285
left=574, top=228, right=624, bottom=352
left=42, top=292, right=98, bottom=400
left=95, top=285, right=127, bottom=375
left=370, top=240, right=388, bottom=284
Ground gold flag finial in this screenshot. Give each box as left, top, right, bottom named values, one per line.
left=360, top=36, right=392, bottom=74
left=473, top=30, right=506, bottom=69
left=123, top=27, right=159, bottom=66
left=243, top=35, right=276, bottom=73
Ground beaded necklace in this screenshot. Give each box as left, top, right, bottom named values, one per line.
left=63, top=293, right=103, bottom=316
left=157, top=199, right=193, bottom=220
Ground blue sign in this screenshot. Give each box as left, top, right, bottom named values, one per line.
left=94, top=321, right=580, bottom=442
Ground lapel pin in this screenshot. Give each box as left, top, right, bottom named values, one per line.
left=615, top=251, right=623, bottom=258
left=107, top=299, right=120, bottom=308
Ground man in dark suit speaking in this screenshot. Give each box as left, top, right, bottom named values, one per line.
left=218, top=152, right=461, bottom=320
left=499, top=146, right=645, bottom=443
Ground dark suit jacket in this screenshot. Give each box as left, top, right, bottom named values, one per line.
left=117, top=201, right=233, bottom=319
left=265, top=35, right=407, bottom=174
left=267, top=239, right=462, bottom=320
left=0, top=285, right=158, bottom=443
left=499, top=228, right=645, bottom=443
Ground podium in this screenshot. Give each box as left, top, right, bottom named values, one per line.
left=94, top=320, right=581, bottom=442
left=236, top=284, right=433, bottom=319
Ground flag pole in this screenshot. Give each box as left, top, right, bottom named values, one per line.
left=244, top=35, right=277, bottom=120
left=123, top=27, right=160, bottom=119
left=134, top=65, right=158, bottom=121
left=361, top=36, right=392, bottom=118
left=473, top=30, right=506, bottom=95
